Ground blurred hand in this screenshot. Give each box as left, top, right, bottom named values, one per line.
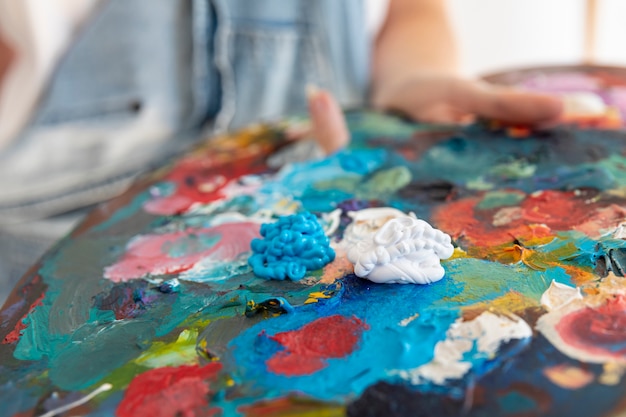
left=372, top=74, right=564, bottom=126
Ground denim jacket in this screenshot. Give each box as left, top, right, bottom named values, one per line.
left=0, top=0, right=370, bottom=222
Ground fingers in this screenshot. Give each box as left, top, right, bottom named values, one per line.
left=306, top=85, right=350, bottom=154
left=453, top=80, right=563, bottom=125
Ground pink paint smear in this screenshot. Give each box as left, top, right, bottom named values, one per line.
left=104, top=222, right=260, bottom=282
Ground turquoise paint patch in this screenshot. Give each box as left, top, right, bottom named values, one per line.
left=498, top=391, right=537, bottom=413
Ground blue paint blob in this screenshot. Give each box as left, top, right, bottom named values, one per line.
left=248, top=212, right=335, bottom=280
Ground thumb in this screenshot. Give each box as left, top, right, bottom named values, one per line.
left=307, top=85, right=350, bottom=154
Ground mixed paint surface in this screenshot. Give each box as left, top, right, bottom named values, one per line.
left=4, top=107, right=626, bottom=416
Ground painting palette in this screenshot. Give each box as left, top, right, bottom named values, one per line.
left=3, top=110, right=626, bottom=417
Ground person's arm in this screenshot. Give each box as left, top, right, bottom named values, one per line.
left=373, top=0, right=458, bottom=87
left=371, top=0, right=563, bottom=125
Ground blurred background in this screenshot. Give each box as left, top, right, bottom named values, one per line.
left=450, top=0, right=626, bottom=76
left=3, top=0, right=626, bottom=86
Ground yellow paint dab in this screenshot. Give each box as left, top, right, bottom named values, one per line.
left=449, top=247, right=469, bottom=260
left=134, top=329, right=200, bottom=368
left=600, top=362, right=626, bottom=386
left=544, top=364, right=594, bottom=389
left=305, top=291, right=333, bottom=304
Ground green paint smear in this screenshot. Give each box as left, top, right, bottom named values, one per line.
left=313, top=166, right=412, bottom=200
left=477, top=190, right=525, bottom=210
left=314, top=175, right=361, bottom=193
left=357, top=166, right=412, bottom=199
left=489, top=160, right=536, bottom=179
left=466, top=176, right=494, bottom=191
left=439, top=258, right=554, bottom=306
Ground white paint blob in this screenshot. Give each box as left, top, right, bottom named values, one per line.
left=345, top=211, right=454, bottom=285
left=540, top=280, right=582, bottom=311
left=397, top=312, right=532, bottom=385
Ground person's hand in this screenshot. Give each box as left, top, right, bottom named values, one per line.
left=372, top=73, right=564, bottom=127
left=285, top=86, right=350, bottom=155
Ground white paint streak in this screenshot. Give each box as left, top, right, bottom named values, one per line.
left=399, top=312, right=420, bottom=327
left=38, top=383, right=112, bottom=417
left=397, top=312, right=532, bottom=385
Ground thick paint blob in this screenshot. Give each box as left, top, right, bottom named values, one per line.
left=346, top=215, right=454, bottom=284
left=248, top=212, right=335, bottom=280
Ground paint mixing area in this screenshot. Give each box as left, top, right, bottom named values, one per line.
left=2, top=64, right=626, bottom=415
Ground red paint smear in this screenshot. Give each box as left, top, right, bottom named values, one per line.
left=104, top=222, right=260, bottom=282
left=144, top=153, right=269, bottom=216
left=116, top=363, right=222, bottom=417
left=519, top=190, right=591, bottom=229
left=433, top=190, right=614, bottom=248
left=2, top=293, right=44, bottom=345
left=576, top=204, right=626, bottom=238
left=266, top=315, right=368, bottom=376
left=555, top=295, right=626, bottom=359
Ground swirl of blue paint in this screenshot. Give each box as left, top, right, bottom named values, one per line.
left=248, top=212, right=335, bottom=280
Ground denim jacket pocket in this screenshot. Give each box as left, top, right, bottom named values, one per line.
left=212, top=0, right=333, bottom=130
